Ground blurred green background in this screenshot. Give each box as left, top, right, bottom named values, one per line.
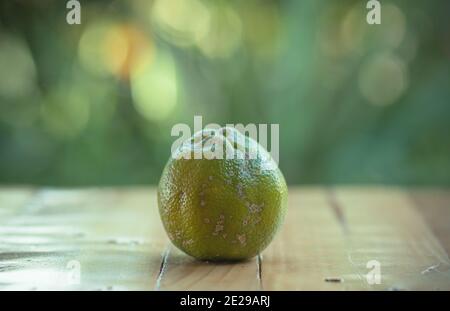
left=0, top=0, right=449, bottom=186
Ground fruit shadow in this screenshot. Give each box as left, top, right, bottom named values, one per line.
left=171, top=254, right=256, bottom=265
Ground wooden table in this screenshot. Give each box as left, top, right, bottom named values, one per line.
left=0, top=187, right=449, bottom=291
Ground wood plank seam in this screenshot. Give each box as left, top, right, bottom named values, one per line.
left=326, top=189, right=349, bottom=234
left=326, top=188, right=371, bottom=290
left=409, top=191, right=450, bottom=262
left=154, top=245, right=171, bottom=290
left=333, top=188, right=450, bottom=290
left=407, top=195, right=450, bottom=265
left=257, top=254, right=263, bottom=290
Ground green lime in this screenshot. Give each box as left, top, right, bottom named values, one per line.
left=158, top=127, right=287, bottom=260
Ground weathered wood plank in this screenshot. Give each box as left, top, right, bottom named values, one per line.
left=0, top=188, right=35, bottom=221
left=1, top=187, right=450, bottom=290
left=334, top=187, right=450, bottom=290
left=0, top=188, right=167, bottom=290
left=409, top=190, right=450, bottom=257
left=157, top=245, right=260, bottom=290
left=261, top=188, right=368, bottom=290
left=74, top=188, right=168, bottom=290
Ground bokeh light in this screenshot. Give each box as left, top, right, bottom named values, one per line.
left=131, top=50, right=178, bottom=122
left=376, top=4, right=407, bottom=49
left=78, top=21, right=153, bottom=79
left=151, top=0, right=210, bottom=47
left=358, top=52, right=408, bottom=106
left=0, top=33, right=37, bottom=98
left=340, top=4, right=369, bottom=56
left=196, top=3, right=242, bottom=59
left=40, top=86, right=91, bottom=139
left=239, top=1, right=282, bottom=60
left=0, top=0, right=449, bottom=186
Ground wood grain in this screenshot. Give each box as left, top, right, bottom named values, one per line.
left=409, top=190, right=450, bottom=256
left=0, top=188, right=167, bottom=290
left=262, top=188, right=368, bottom=290
left=1, top=187, right=450, bottom=290
left=156, top=245, right=260, bottom=290
left=0, top=187, right=35, bottom=221
left=333, top=187, right=450, bottom=290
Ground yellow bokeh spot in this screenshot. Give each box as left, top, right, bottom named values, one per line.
left=340, top=4, right=368, bottom=56
left=40, top=87, right=90, bottom=139
left=0, top=33, right=40, bottom=128
left=377, top=4, right=407, bottom=49
left=131, top=51, right=178, bottom=122
left=0, top=33, right=37, bottom=98
left=239, top=1, right=281, bottom=59
left=196, top=4, right=242, bottom=59
left=102, top=26, right=130, bottom=77
left=358, top=53, right=408, bottom=106
left=78, top=21, right=153, bottom=79
left=151, top=0, right=210, bottom=47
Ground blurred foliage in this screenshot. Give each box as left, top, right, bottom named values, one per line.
left=0, top=0, right=449, bottom=186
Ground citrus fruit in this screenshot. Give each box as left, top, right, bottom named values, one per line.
left=157, top=126, right=287, bottom=261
